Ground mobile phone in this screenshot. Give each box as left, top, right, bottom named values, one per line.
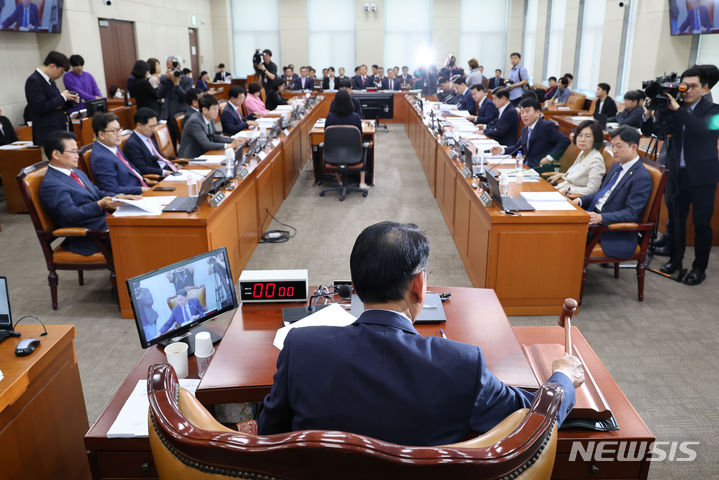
left=153, top=186, right=176, bottom=191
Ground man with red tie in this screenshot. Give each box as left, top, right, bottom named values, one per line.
left=123, top=107, right=181, bottom=177
left=90, top=112, right=151, bottom=195
left=352, top=64, right=370, bottom=90
left=220, top=86, right=259, bottom=135
left=39, top=131, right=140, bottom=255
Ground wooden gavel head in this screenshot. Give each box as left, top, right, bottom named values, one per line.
left=558, top=298, right=578, bottom=327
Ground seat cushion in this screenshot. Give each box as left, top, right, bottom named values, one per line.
left=589, top=243, right=640, bottom=259
left=52, top=245, right=107, bottom=264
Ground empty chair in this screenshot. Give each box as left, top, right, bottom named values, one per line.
left=319, top=125, right=369, bottom=201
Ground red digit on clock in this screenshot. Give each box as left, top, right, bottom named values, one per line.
left=287, top=286, right=294, bottom=297
left=278, top=286, right=286, bottom=297
left=266, top=283, right=275, bottom=297
left=253, top=283, right=263, bottom=297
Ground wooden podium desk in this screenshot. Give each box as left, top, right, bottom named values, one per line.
left=1, top=325, right=90, bottom=480
left=0, top=145, right=42, bottom=213
left=84, top=286, right=652, bottom=479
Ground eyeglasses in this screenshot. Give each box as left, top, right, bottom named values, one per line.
left=576, top=133, right=594, bottom=139
left=103, top=128, right=122, bottom=134
left=610, top=142, right=629, bottom=150
left=63, top=149, right=79, bottom=156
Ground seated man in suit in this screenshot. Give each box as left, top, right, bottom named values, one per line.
left=90, top=112, right=151, bottom=195
left=381, top=69, right=401, bottom=91
left=258, top=221, right=583, bottom=446
left=178, top=93, right=245, bottom=159
left=488, top=69, right=505, bottom=90
left=213, top=63, right=232, bottom=83
left=436, top=76, right=459, bottom=104
left=293, top=66, right=313, bottom=91
left=573, top=127, right=653, bottom=259
left=39, top=130, right=139, bottom=255
left=221, top=85, right=259, bottom=135
left=491, top=97, right=570, bottom=169
left=158, top=289, right=205, bottom=335
left=183, top=88, right=202, bottom=120
left=123, top=107, right=179, bottom=177
left=322, top=67, right=339, bottom=90
left=592, top=82, right=618, bottom=118
left=399, top=66, right=413, bottom=88
left=454, top=77, right=476, bottom=115
left=2, top=0, right=39, bottom=31
left=329, top=80, right=363, bottom=118
left=612, top=90, right=643, bottom=127
left=550, top=76, right=572, bottom=106
left=467, top=85, right=498, bottom=125
left=481, top=88, right=518, bottom=146
left=352, top=64, right=371, bottom=90
left=0, top=107, right=19, bottom=146
left=544, top=76, right=558, bottom=100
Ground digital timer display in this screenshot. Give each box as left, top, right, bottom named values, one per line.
left=240, top=280, right=307, bottom=303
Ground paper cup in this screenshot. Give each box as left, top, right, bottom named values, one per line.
left=165, top=342, right=189, bottom=379
left=194, top=331, right=214, bottom=357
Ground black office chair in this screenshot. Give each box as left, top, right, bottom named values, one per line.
left=319, top=125, right=369, bottom=201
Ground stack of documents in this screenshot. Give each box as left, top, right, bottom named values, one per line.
left=0, top=141, right=34, bottom=150
left=112, top=196, right=177, bottom=217
left=569, top=116, right=594, bottom=123
left=233, top=130, right=260, bottom=140
left=504, top=168, right=541, bottom=182
left=274, top=304, right=356, bottom=350
left=162, top=169, right=210, bottom=180
left=520, top=191, right=576, bottom=211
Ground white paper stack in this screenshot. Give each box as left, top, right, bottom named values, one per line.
left=162, top=169, right=210, bottom=180
left=112, top=196, right=176, bottom=217
left=273, top=303, right=356, bottom=350
left=233, top=130, right=261, bottom=140
left=520, top=191, right=576, bottom=211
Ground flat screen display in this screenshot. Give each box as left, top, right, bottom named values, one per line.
left=127, top=248, right=237, bottom=349
left=0, top=277, right=12, bottom=328
left=670, top=0, right=719, bottom=35
left=0, top=0, right=63, bottom=34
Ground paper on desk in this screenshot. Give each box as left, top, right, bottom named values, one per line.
left=107, top=379, right=200, bottom=438
left=569, top=116, right=594, bottom=122
left=520, top=192, right=575, bottom=210
left=233, top=130, right=260, bottom=139
left=188, top=155, right=225, bottom=165
left=448, top=109, right=471, bottom=118
left=0, top=144, right=27, bottom=150
left=162, top=169, right=210, bottom=181
left=274, top=303, right=356, bottom=350
left=112, top=196, right=176, bottom=217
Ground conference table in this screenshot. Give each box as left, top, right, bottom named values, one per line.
left=84, top=286, right=654, bottom=479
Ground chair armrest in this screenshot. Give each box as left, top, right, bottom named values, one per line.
left=235, top=420, right=258, bottom=435
left=52, top=227, right=88, bottom=237
left=607, top=222, right=640, bottom=231
left=174, top=158, right=189, bottom=165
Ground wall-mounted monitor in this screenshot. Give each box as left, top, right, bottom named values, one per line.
left=0, top=0, right=63, bottom=34
left=670, top=0, right=719, bottom=35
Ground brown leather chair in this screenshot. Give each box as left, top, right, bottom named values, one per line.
left=166, top=285, right=207, bottom=311
left=581, top=158, right=668, bottom=302
left=147, top=363, right=562, bottom=480
left=260, top=87, right=267, bottom=104
left=175, top=113, right=186, bottom=137
left=15, top=125, right=33, bottom=141
left=566, top=93, right=586, bottom=110
left=154, top=123, right=176, bottom=159
left=16, top=161, right=115, bottom=310
left=79, top=144, right=95, bottom=181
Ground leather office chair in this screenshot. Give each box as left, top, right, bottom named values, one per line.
left=154, top=123, right=177, bottom=159
left=318, top=125, right=369, bottom=201
left=16, top=161, right=116, bottom=310
left=167, top=285, right=207, bottom=310
left=79, top=144, right=95, bottom=181
left=147, top=362, right=562, bottom=480
left=581, top=158, right=668, bottom=302
left=566, top=93, right=586, bottom=110
left=175, top=113, right=186, bottom=137
left=15, top=125, right=32, bottom=141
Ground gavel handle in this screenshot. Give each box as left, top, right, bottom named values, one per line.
left=564, top=319, right=573, bottom=356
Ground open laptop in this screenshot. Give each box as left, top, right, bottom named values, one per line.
left=0, top=277, right=19, bottom=343
left=162, top=171, right=215, bottom=213
left=485, top=172, right=535, bottom=212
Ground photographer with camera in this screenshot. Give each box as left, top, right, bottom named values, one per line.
left=157, top=56, right=187, bottom=145
left=641, top=65, right=719, bottom=286
left=254, top=49, right=278, bottom=93
left=438, top=55, right=463, bottom=82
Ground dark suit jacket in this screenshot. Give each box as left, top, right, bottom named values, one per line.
left=128, top=77, right=161, bottom=115
left=123, top=131, right=169, bottom=176
left=0, top=116, right=18, bottom=145
left=381, top=77, right=401, bottom=91
left=488, top=77, right=505, bottom=90
left=266, top=89, right=288, bottom=111
left=678, top=5, right=712, bottom=32
left=159, top=297, right=205, bottom=335
left=505, top=118, right=571, bottom=169
left=614, top=106, right=642, bottom=128
left=213, top=71, right=232, bottom=82
left=592, top=96, right=618, bottom=118
left=352, top=75, right=371, bottom=90
left=25, top=70, right=70, bottom=146
left=322, top=76, right=340, bottom=90
left=258, top=310, right=575, bottom=446
left=220, top=103, right=250, bottom=136
left=178, top=112, right=232, bottom=158
left=642, top=95, right=719, bottom=186
left=39, top=167, right=109, bottom=255
left=90, top=142, right=145, bottom=195
left=325, top=112, right=362, bottom=132
left=474, top=98, right=498, bottom=125
left=157, top=76, right=187, bottom=119
left=2, top=2, right=39, bottom=29
left=484, top=105, right=519, bottom=147
left=578, top=160, right=653, bottom=259
left=293, top=76, right=313, bottom=91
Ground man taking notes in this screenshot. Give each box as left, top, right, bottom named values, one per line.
left=178, top=94, right=245, bottom=159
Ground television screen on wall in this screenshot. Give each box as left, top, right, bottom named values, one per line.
left=0, top=0, right=63, bottom=34
left=670, top=0, right=719, bottom=35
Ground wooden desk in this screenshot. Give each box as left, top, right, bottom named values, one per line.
left=404, top=96, right=589, bottom=315
left=0, top=146, right=42, bottom=213
left=310, top=121, right=376, bottom=185
left=84, top=287, right=652, bottom=480
left=542, top=105, right=581, bottom=119
left=1, top=325, right=90, bottom=480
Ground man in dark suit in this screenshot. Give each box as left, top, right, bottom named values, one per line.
left=491, top=97, right=570, bottom=169
left=123, top=107, right=179, bottom=177
left=454, top=77, right=476, bottom=115
left=642, top=65, right=719, bottom=285
left=178, top=93, right=245, bottom=159
left=221, top=86, right=258, bottom=135
left=2, top=0, right=39, bottom=30
left=574, top=127, right=653, bottom=259
left=258, top=221, right=583, bottom=446
left=158, top=289, right=205, bottom=335
left=399, top=66, right=413, bottom=88
left=25, top=51, right=79, bottom=147
left=281, top=66, right=299, bottom=89
left=436, top=77, right=459, bottom=105
left=39, top=131, right=138, bottom=255
left=381, top=69, right=401, bottom=91
left=352, top=64, right=371, bottom=90
left=482, top=88, right=519, bottom=146
left=90, top=112, right=151, bottom=195
left=612, top=90, right=643, bottom=127
left=0, top=107, right=18, bottom=145
left=329, top=80, right=363, bottom=118
left=293, top=66, right=312, bottom=91
left=467, top=85, right=498, bottom=125
left=213, top=63, right=232, bottom=83
left=678, top=0, right=712, bottom=33
left=322, top=67, right=339, bottom=90
left=488, top=69, right=505, bottom=90
left=592, top=82, right=618, bottom=118
left=336, top=67, right=348, bottom=82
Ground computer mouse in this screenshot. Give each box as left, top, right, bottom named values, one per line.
left=15, top=338, right=40, bottom=357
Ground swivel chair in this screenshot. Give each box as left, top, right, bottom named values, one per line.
left=318, top=125, right=369, bottom=201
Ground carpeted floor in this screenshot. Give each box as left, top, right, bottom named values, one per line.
left=0, top=124, right=716, bottom=478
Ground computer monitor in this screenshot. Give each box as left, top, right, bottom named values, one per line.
left=86, top=98, right=108, bottom=117
left=0, top=277, right=12, bottom=330
left=127, top=247, right=237, bottom=355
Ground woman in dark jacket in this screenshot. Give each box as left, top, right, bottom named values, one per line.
left=325, top=89, right=367, bottom=189
left=128, top=60, right=161, bottom=115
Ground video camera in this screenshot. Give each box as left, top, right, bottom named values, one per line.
left=642, top=73, right=687, bottom=111
left=253, top=49, right=262, bottom=67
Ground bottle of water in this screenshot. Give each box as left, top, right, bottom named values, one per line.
left=499, top=172, right=509, bottom=196
left=225, top=147, right=234, bottom=176
left=515, top=150, right=524, bottom=185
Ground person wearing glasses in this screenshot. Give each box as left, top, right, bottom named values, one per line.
left=547, top=120, right=606, bottom=196
left=39, top=130, right=139, bottom=255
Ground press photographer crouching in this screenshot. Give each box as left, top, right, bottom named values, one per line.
left=641, top=64, right=719, bottom=286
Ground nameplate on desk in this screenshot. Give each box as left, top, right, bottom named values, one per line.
left=479, top=190, right=493, bottom=207
left=283, top=128, right=290, bottom=136
left=238, top=167, right=249, bottom=179
left=461, top=166, right=472, bottom=179
left=272, top=138, right=280, bottom=147
left=209, top=191, right=226, bottom=207
left=258, top=151, right=267, bottom=161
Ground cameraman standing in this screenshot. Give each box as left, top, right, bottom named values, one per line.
left=642, top=65, right=719, bottom=285
left=255, top=49, right=278, bottom=94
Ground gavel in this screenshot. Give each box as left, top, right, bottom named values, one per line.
left=558, top=298, right=578, bottom=356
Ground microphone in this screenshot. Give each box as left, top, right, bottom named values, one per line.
left=335, top=284, right=352, bottom=299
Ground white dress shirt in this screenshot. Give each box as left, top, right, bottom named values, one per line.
left=594, top=157, right=640, bottom=212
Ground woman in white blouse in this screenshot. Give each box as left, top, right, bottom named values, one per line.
left=548, top=120, right=606, bottom=196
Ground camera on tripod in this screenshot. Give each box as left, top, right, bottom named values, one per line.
left=253, top=49, right=262, bottom=66
left=642, top=73, right=687, bottom=111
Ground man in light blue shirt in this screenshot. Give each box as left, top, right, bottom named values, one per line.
left=551, top=77, right=572, bottom=105
left=507, top=52, right=530, bottom=106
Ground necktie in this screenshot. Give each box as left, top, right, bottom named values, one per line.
left=526, top=127, right=532, bottom=151
left=24, top=6, right=29, bottom=27
left=206, top=122, right=212, bottom=135
left=184, top=305, right=190, bottom=323
left=390, top=79, right=393, bottom=90
left=147, top=137, right=177, bottom=172
left=115, top=149, right=149, bottom=187
left=70, top=171, right=86, bottom=189
left=695, top=10, right=700, bottom=30
left=589, top=168, right=621, bottom=212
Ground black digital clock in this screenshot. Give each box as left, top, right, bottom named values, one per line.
left=238, top=270, right=309, bottom=303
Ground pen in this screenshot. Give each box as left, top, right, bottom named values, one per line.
left=439, top=328, right=447, bottom=339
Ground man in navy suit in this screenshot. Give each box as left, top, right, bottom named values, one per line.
left=352, top=64, right=371, bottom=90
left=39, top=131, right=138, bottom=255
left=453, top=77, right=476, bottom=115
left=678, top=0, right=712, bottom=34
left=258, top=221, right=584, bottom=446
left=221, top=85, right=259, bottom=135
left=482, top=88, right=519, bottom=146
left=381, top=69, right=401, bottom=91
left=642, top=65, right=719, bottom=285
left=574, top=127, right=653, bottom=259
left=293, top=66, right=312, bottom=91
left=2, top=0, right=39, bottom=30
left=491, top=97, right=570, bottom=169
left=158, top=289, right=205, bottom=335
left=25, top=51, right=79, bottom=147
left=467, top=85, right=498, bottom=125
left=90, top=112, right=151, bottom=196
left=488, top=69, right=505, bottom=90
left=123, top=107, right=179, bottom=177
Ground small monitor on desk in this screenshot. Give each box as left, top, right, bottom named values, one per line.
left=86, top=98, right=108, bottom=117
left=127, top=247, right=237, bottom=355
left=0, top=277, right=13, bottom=330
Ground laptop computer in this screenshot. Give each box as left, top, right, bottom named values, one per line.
left=162, top=171, right=215, bottom=213
left=350, top=292, right=447, bottom=324
left=485, top=172, right=535, bottom=212
left=0, top=277, right=19, bottom=343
